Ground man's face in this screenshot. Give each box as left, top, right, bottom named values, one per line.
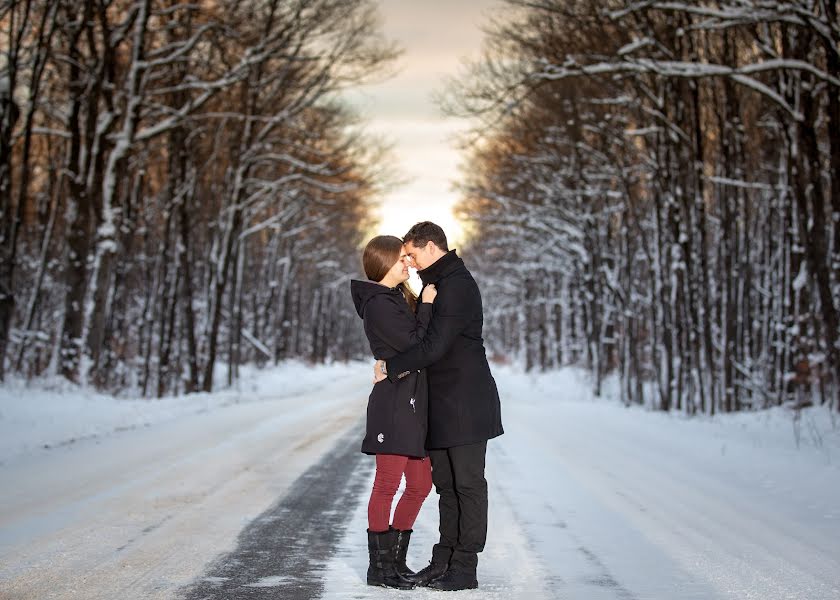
left=405, top=241, right=435, bottom=270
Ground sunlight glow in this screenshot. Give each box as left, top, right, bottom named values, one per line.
left=346, top=0, right=499, bottom=267
left=371, top=200, right=466, bottom=249
left=359, top=117, right=469, bottom=251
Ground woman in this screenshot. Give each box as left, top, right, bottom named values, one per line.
left=350, top=235, right=437, bottom=589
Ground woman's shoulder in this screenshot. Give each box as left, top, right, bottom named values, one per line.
left=365, top=287, right=401, bottom=306
left=364, top=290, right=411, bottom=317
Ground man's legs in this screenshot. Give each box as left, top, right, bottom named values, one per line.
left=429, top=441, right=489, bottom=567
left=423, top=441, right=487, bottom=591
left=404, top=449, right=455, bottom=586
left=428, top=448, right=458, bottom=564
left=447, top=441, right=488, bottom=572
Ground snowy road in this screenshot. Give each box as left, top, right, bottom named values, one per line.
left=2, top=366, right=839, bottom=599
left=0, top=371, right=371, bottom=600
left=315, top=370, right=840, bottom=600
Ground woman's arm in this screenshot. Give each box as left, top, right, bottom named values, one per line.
left=365, top=294, right=434, bottom=353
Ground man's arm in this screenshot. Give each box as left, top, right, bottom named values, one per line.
left=382, top=280, right=472, bottom=382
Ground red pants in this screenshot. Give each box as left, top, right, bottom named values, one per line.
left=368, top=454, right=433, bottom=532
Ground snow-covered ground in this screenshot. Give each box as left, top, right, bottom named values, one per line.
left=1, top=363, right=839, bottom=599
left=0, top=362, right=371, bottom=600
left=320, top=366, right=840, bottom=600
left=0, top=361, right=365, bottom=461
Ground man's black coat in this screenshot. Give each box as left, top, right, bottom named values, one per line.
left=386, top=250, right=503, bottom=449
left=351, top=279, right=431, bottom=458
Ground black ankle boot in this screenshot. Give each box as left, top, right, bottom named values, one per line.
left=406, top=544, right=451, bottom=587
left=393, top=529, right=415, bottom=577
left=427, top=549, right=479, bottom=590
left=405, top=560, right=447, bottom=586
left=426, top=567, right=478, bottom=591
left=366, top=529, right=414, bottom=589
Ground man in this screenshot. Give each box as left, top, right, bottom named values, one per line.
left=374, top=221, right=503, bottom=591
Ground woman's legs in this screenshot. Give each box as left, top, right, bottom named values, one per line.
left=368, top=455, right=433, bottom=532
left=393, top=457, right=433, bottom=530
left=368, top=454, right=409, bottom=532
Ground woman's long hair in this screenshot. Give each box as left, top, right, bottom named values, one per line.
left=363, top=235, right=418, bottom=312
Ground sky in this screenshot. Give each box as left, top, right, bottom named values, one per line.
left=347, top=0, right=501, bottom=250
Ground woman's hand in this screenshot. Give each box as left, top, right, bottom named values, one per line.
left=421, top=283, right=437, bottom=303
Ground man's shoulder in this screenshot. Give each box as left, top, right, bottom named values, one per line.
left=440, top=270, right=480, bottom=302
left=449, top=263, right=478, bottom=284
left=442, top=268, right=475, bottom=285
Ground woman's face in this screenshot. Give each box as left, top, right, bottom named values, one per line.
left=384, top=247, right=410, bottom=284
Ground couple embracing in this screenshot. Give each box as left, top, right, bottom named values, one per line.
left=350, top=221, right=504, bottom=591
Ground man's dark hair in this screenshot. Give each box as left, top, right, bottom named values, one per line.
left=403, top=221, right=449, bottom=251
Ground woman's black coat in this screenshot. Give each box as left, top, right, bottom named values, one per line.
left=351, top=280, right=432, bottom=458
left=385, top=250, right=503, bottom=449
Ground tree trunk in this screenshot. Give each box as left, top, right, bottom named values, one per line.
left=58, top=6, right=94, bottom=381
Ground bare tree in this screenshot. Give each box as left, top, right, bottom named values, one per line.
left=448, top=0, right=840, bottom=412
left=2, top=0, right=394, bottom=395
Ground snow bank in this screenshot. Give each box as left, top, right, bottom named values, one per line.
left=493, top=364, right=840, bottom=467
left=0, top=360, right=367, bottom=461
left=3, top=359, right=836, bottom=473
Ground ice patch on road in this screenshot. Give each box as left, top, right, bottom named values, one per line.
left=243, top=575, right=294, bottom=587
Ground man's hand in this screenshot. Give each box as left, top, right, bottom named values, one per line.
left=373, top=359, right=388, bottom=383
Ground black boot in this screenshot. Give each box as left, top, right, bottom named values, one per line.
left=406, top=560, right=448, bottom=587
left=367, top=529, right=414, bottom=589
left=405, top=544, right=451, bottom=587
left=426, top=568, right=478, bottom=591
left=393, top=529, right=415, bottom=578
left=427, top=550, right=478, bottom=591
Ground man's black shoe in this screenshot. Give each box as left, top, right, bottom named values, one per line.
left=426, top=568, right=478, bottom=591
left=404, top=560, right=448, bottom=587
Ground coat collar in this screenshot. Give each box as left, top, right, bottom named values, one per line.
left=418, top=249, right=462, bottom=285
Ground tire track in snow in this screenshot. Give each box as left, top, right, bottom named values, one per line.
left=499, top=396, right=839, bottom=599
left=178, top=422, right=371, bottom=600
left=488, top=441, right=638, bottom=600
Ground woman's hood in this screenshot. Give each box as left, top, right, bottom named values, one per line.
left=350, top=279, right=395, bottom=318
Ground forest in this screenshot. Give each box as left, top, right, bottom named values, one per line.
left=0, top=0, right=392, bottom=395
left=1, top=0, right=838, bottom=415
left=450, top=0, right=840, bottom=413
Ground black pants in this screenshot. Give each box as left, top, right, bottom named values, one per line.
left=428, top=441, right=488, bottom=572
